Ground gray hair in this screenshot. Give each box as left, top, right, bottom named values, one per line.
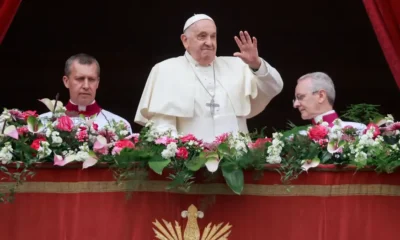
left=298, top=72, right=336, bottom=105
left=64, top=53, right=100, bottom=77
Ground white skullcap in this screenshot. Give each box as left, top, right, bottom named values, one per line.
left=183, top=14, right=214, bottom=32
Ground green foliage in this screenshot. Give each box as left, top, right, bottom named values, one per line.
left=1, top=103, right=400, bottom=202
left=341, top=103, right=384, bottom=124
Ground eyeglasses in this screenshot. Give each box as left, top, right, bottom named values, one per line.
left=292, top=90, right=319, bottom=104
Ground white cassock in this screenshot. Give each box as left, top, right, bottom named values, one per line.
left=40, top=102, right=132, bottom=134
left=134, top=51, right=283, bottom=142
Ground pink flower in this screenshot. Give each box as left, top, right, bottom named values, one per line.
left=180, top=134, right=199, bottom=142
left=214, top=133, right=229, bottom=144
left=93, top=136, right=109, bottom=155
left=248, top=138, right=272, bottom=149
left=95, top=147, right=109, bottom=155
left=112, top=139, right=135, bottom=155
left=132, top=134, right=139, bottom=143
left=176, top=147, right=189, bottom=160
left=125, top=133, right=140, bottom=143
left=9, top=109, right=24, bottom=120
left=202, top=142, right=218, bottom=151
left=17, top=126, right=29, bottom=135
left=318, top=139, right=328, bottom=147
left=98, top=129, right=117, bottom=141
left=92, top=123, right=99, bottom=131
left=363, top=123, right=380, bottom=139
left=308, top=125, right=328, bottom=141
left=76, top=129, right=88, bottom=142
left=155, top=136, right=177, bottom=146
left=56, top=116, right=74, bottom=132
left=382, top=122, right=400, bottom=132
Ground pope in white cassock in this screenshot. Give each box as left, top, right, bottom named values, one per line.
left=40, top=53, right=132, bottom=133
left=134, top=14, right=283, bottom=142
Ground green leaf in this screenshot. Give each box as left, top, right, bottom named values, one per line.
left=115, top=148, right=153, bottom=168
left=221, top=165, right=244, bottom=195
left=320, top=151, right=332, bottom=163
left=27, top=116, right=44, bottom=133
left=185, top=152, right=208, bottom=171
left=217, top=143, right=231, bottom=156
left=148, top=159, right=171, bottom=175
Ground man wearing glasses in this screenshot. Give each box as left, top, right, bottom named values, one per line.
left=293, top=72, right=365, bottom=131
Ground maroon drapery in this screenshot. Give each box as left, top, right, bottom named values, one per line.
left=1, top=165, right=400, bottom=240
left=363, top=0, right=400, bottom=89
left=0, top=0, right=21, bottom=44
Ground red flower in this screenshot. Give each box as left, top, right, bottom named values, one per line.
left=308, top=125, right=328, bottom=141
left=31, top=137, right=47, bottom=151
left=21, top=110, right=38, bottom=120
left=112, top=139, right=135, bottom=155
left=92, top=123, right=99, bottom=131
left=114, top=139, right=134, bottom=148
left=56, top=116, right=74, bottom=132
left=363, top=123, right=380, bottom=139
left=248, top=138, right=272, bottom=149
left=176, top=147, right=189, bottom=160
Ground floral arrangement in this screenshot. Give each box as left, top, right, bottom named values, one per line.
left=0, top=99, right=399, bottom=202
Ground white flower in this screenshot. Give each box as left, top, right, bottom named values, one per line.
left=320, top=121, right=329, bottom=127
left=226, top=133, right=251, bottom=157
left=384, top=114, right=394, bottom=125
left=45, top=128, right=52, bottom=137
left=37, top=141, right=52, bottom=159
left=75, top=151, right=90, bottom=161
left=354, top=151, right=368, bottom=164
left=266, top=132, right=284, bottom=164
left=266, top=155, right=281, bottom=164
left=0, top=110, right=11, bottom=122
left=119, top=130, right=129, bottom=136
left=145, top=121, right=154, bottom=128
left=79, top=142, right=90, bottom=152
left=0, top=142, right=13, bottom=164
left=51, top=131, right=63, bottom=145
left=161, top=142, right=177, bottom=159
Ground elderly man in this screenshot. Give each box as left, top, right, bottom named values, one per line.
left=135, top=14, right=283, bottom=142
left=293, top=71, right=365, bottom=131
left=40, top=53, right=132, bottom=132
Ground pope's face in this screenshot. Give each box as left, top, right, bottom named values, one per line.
left=293, top=78, right=322, bottom=120
left=63, top=61, right=99, bottom=106
left=181, top=20, right=217, bottom=66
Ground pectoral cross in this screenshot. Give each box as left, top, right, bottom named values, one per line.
left=206, top=97, right=219, bottom=117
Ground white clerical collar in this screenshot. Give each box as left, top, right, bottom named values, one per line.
left=184, top=51, right=215, bottom=67
left=69, top=99, right=96, bottom=111
left=313, top=110, right=336, bottom=123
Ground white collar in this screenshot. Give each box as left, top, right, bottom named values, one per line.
left=313, top=110, right=336, bottom=123
left=69, top=99, right=96, bottom=111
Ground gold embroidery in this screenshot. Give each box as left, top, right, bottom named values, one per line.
left=152, top=204, right=232, bottom=240
left=1, top=181, right=400, bottom=196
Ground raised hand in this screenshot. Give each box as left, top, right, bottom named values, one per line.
left=233, top=31, right=261, bottom=70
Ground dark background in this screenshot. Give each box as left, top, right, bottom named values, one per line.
left=1, top=0, right=399, bottom=134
